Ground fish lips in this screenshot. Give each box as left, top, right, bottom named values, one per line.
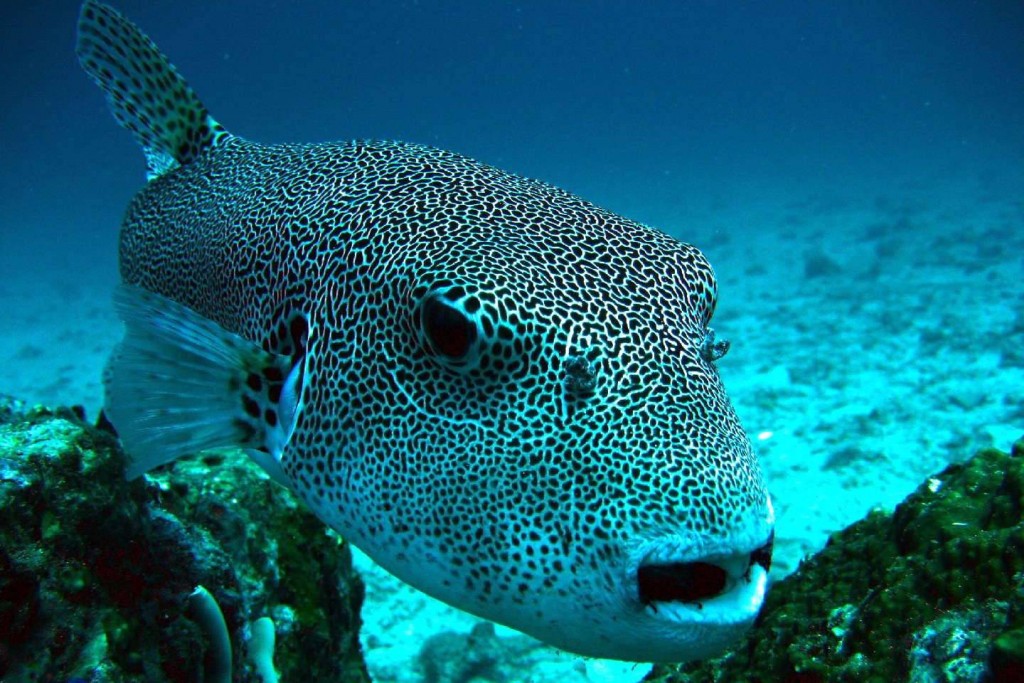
left=636, top=530, right=774, bottom=616
left=616, top=522, right=775, bottom=660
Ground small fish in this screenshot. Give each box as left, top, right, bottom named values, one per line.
left=78, top=0, right=774, bottom=662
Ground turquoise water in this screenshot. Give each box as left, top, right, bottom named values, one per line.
left=1, top=2, right=1022, bottom=681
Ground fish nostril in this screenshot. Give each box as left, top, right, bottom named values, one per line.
left=564, top=354, right=598, bottom=396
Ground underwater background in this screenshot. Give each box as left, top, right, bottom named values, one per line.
left=1, top=1, right=1022, bottom=681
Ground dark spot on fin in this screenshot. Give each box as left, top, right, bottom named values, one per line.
left=242, top=395, right=261, bottom=419
left=76, top=0, right=231, bottom=179
left=244, top=307, right=313, bottom=488
left=103, top=284, right=310, bottom=487
left=242, top=306, right=310, bottom=452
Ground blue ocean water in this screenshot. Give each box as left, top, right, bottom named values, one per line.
left=2, top=1, right=1021, bottom=289
left=2, top=1, right=1023, bottom=680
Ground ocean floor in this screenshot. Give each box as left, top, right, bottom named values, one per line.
left=2, top=172, right=1021, bottom=682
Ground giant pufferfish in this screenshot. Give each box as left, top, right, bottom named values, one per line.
left=77, top=0, right=775, bottom=662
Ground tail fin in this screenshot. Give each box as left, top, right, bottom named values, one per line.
left=76, top=0, right=231, bottom=179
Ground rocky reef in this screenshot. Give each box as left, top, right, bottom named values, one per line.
left=0, top=398, right=369, bottom=682
left=647, top=437, right=1024, bottom=683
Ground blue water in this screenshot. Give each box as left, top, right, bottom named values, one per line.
left=1, top=2, right=1023, bottom=680
left=2, top=0, right=1021, bottom=290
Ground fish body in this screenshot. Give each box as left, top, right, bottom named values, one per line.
left=78, top=0, right=774, bottom=662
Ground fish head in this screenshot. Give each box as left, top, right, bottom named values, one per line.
left=294, top=147, right=774, bottom=662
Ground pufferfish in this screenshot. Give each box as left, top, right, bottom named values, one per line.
left=77, top=0, right=774, bottom=662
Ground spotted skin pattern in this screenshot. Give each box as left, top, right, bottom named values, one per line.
left=79, top=1, right=773, bottom=662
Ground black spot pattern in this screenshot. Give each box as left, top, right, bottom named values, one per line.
left=77, top=1, right=227, bottom=177
left=79, top=0, right=773, bottom=659
left=119, top=136, right=768, bottom=613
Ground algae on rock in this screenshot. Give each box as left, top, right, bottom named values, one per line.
left=647, top=437, right=1024, bottom=683
left=0, top=400, right=369, bottom=682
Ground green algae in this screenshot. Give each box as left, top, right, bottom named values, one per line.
left=991, top=627, right=1024, bottom=680
left=647, top=437, right=1024, bottom=683
left=0, top=403, right=369, bottom=682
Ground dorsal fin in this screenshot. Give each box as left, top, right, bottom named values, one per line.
left=76, top=0, right=232, bottom=179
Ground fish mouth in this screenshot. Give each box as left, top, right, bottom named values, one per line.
left=636, top=531, right=774, bottom=622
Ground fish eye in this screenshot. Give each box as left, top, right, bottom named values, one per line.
left=416, top=287, right=484, bottom=367
left=422, top=296, right=476, bottom=358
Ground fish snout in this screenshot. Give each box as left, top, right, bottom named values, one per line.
left=620, top=488, right=775, bottom=660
